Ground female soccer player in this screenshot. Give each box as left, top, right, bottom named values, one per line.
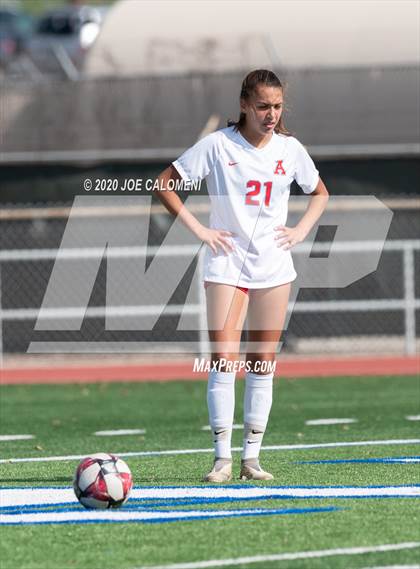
left=155, top=69, right=329, bottom=482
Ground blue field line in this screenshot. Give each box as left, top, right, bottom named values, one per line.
left=120, top=495, right=420, bottom=506
left=0, top=505, right=341, bottom=525
left=2, top=492, right=419, bottom=516
left=0, top=497, right=374, bottom=515
left=137, top=506, right=342, bottom=524
left=0, top=503, right=153, bottom=515
left=0, top=498, right=348, bottom=515
left=0, top=503, right=81, bottom=514
left=296, top=456, right=420, bottom=465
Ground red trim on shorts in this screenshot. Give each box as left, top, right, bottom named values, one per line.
left=236, top=286, right=249, bottom=294
left=204, top=282, right=249, bottom=295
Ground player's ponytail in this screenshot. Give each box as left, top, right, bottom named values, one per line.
left=227, top=69, right=290, bottom=136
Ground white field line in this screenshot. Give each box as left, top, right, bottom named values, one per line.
left=0, top=435, right=35, bottom=442
left=2, top=485, right=419, bottom=508
left=201, top=425, right=243, bottom=431
left=378, top=458, right=420, bottom=463
left=305, top=418, right=358, bottom=426
left=1, top=438, right=420, bottom=464
left=406, top=416, right=420, bottom=421
left=359, top=565, right=420, bottom=568
left=0, top=507, right=307, bottom=525
left=94, top=429, right=146, bottom=436
left=131, top=543, right=420, bottom=569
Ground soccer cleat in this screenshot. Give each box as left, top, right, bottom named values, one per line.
left=203, top=458, right=232, bottom=483
left=239, top=459, right=274, bottom=481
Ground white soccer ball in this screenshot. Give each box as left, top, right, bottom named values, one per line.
left=73, top=453, right=133, bottom=509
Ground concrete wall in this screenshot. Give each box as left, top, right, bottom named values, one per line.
left=1, top=66, right=419, bottom=158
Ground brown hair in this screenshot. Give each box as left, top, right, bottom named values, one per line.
left=227, top=69, right=290, bottom=135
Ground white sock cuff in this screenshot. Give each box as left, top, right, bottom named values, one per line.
left=245, top=371, right=273, bottom=387
left=209, top=370, right=236, bottom=385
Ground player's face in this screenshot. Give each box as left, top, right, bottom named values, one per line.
left=241, top=85, right=283, bottom=135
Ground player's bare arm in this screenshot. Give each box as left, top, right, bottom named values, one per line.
left=154, top=165, right=234, bottom=255
left=274, top=177, right=329, bottom=250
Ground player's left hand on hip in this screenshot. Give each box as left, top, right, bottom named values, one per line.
left=274, top=225, right=306, bottom=250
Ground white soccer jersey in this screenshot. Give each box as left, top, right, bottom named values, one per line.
left=173, top=126, right=319, bottom=288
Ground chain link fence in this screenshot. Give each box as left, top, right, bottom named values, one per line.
left=1, top=197, right=419, bottom=357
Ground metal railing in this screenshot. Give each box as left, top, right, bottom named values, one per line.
left=0, top=240, right=418, bottom=357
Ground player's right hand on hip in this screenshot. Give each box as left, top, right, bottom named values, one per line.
left=197, top=227, right=235, bottom=255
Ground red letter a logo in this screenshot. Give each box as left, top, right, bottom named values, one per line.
left=274, top=160, right=286, bottom=175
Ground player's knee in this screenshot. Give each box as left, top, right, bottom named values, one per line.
left=211, top=353, right=239, bottom=372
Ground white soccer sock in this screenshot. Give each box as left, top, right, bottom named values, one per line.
left=242, top=371, right=273, bottom=460
left=207, top=370, right=236, bottom=459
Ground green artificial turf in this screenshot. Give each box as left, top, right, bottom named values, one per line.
left=0, top=375, right=419, bottom=569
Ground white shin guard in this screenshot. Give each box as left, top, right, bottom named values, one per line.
left=242, top=371, right=273, bottom=460
left=207, top=370, right=236, bottom=459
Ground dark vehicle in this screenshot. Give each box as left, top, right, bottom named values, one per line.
left=28, top=4, right=108, bottom=77
left=0, top=8, right=33, bottom=67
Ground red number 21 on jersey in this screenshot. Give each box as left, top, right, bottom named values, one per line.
left=245, top=180, right=273, bottom=207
